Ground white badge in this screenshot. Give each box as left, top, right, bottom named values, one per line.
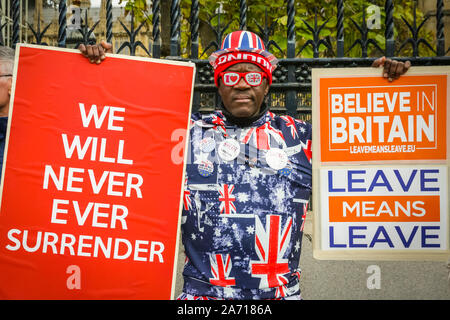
left=218, top=139, right=240, bottom=161
left=199, top=137, right=216, bottom=153
left=265, top=148, right=288, bottom=170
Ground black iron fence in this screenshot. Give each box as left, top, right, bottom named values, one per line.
left=3, top=0, right=450, bottom=121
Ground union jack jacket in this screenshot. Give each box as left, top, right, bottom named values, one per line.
left=181, top=108, right=312, bottom=299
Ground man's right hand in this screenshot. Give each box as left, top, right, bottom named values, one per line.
left=78, top=40, right=113, bottom=64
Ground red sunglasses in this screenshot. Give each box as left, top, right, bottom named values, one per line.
left=219, top=71, right=266, bottom=87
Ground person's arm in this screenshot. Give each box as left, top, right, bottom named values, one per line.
left=372, top=56, right=411, bottom=82
left=78, top=40, right=112, bottom=64
left=79, top=43, right=411, bottom=83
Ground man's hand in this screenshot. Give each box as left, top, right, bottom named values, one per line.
left=78, top=40, right=113, bottom=64
left=372, top=56, right=411, bottom=82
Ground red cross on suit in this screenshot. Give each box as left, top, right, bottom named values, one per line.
left=218, top=184, right=236, bottom=214
left=251, top=215, right=292, bottom=291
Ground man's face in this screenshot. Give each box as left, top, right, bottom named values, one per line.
left=218, top=62, right=269, bottom=118
left=0, top=62, right=12, bottom=116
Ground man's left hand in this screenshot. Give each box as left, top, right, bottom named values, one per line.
left=372, top=56, right=411, bottom=82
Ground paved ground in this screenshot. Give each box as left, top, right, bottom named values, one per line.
left=174, top=212, right=450, bottom=299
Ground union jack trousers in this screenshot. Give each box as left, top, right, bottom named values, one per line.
left=181, top=108, right=312, bottom=300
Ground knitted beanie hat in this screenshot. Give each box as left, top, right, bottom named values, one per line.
left=209, top=31, right=278, bottom=87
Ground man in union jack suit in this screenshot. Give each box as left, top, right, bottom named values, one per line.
left=80, top=30, right=410, bottom=301
left=178, top=31, right=313, bottom=300
left=176, top=30, right=410, bottom=300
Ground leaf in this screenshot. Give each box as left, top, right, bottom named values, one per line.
left=321, top=28, right=331, bottom=37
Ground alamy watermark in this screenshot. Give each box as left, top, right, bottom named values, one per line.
left=367, top=5, right=381, bottom=30
left=366, top=264, right=381, bottom=289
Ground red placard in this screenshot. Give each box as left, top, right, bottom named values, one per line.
left=0, top=45, right=195, bottom=299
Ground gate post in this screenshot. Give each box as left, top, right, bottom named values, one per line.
left=286, top=0, right=297, bottom=118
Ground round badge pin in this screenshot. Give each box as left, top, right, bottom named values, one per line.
left=199, top=137, right=216, bottom=153
left=218, top=139, right=240, bottom=161
left=197, top=159, right=214, bottom=177
left=265, top=148, right=288, bottom=170
left=279, top=162, right=293, bottom=176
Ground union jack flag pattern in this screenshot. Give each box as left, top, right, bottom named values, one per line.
left=302, top=139, right=312, bottom=163
left=218, top=184, right=236, bottom=214
left=181, top=107, right=311, bottom=299
left=183, top=184, right=192, bottom=210
left=251, top=215, right=292, bottom=297
left=280, top=115, right=299, bottom=139
left=300, top=201, right=308, bottom=232
left=212, top=113, right=225, bottom=127
left=221, top=30, right=266, bottom=53
left=209, top=30, right=278, bottom=73
left=209, top=253, right=236, bottom=287
left=240, top=122, right=285, bottom=150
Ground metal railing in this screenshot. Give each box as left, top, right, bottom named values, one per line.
left=3, top=0, right=450, bottom=121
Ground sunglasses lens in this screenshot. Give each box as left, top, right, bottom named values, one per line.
left=222, top=72, right=240, bottom=86
left=245, top=72, right=262, bottom=86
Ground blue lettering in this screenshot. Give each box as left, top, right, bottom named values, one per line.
left=421, top=226, right=440, bottom=247
left=420, top=169, right=440, bottom=192
left=349, top=226, right=367, bottom=247
left=395, top=226, right=418, bottom=248
left=393, top=169, right=417, bottom=192
left=328, top=171, right=345, bottom=192
left=368, top=170, right=393, bottom=192
left=329, top=226, right=346, bottom=247
left=369, top=226, right=394, bottom=248
left=348, top=170, right=366, bottom=192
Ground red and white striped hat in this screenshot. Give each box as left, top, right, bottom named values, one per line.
left=209, top=31, right=278, bottom=87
